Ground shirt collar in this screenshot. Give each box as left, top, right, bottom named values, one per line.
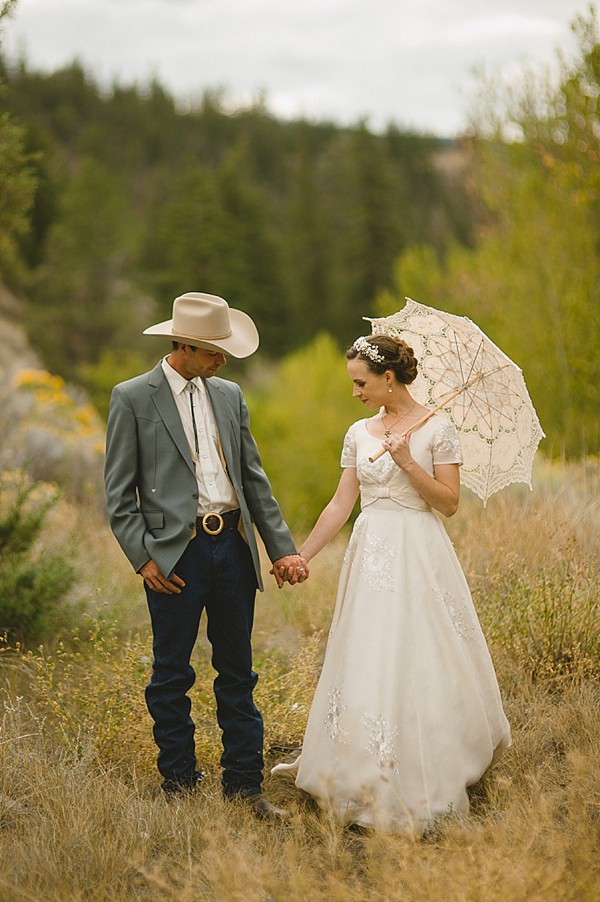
left=161, top=357, right=204, bottom=396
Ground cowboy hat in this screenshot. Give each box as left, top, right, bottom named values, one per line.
left=143, top=292, right=259, bottom=358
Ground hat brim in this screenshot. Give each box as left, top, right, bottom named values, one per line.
left=143, top=308, right=259, bottom=358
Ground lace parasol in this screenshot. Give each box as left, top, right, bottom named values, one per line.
left=366, top=297, right=545, bottom=504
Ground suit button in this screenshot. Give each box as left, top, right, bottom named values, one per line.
left=193, top=493, right=198, bottom=499
left=189, top=523, right=195, bottom=529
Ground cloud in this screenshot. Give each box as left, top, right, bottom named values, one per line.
left=2, top=0, right=587, bottom=135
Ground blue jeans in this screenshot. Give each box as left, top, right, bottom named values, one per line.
left=145, top=527, right=262, bottom=795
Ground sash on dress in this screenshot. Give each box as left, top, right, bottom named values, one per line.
left=360, top=485, right=431, bottom=512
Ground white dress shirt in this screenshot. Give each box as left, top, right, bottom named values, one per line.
left=161, top=357, right=239, bottom=515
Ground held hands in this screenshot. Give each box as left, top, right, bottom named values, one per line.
left=140, top=559, right=185, bottom=594
left=270, top=554, right=309, bottom=588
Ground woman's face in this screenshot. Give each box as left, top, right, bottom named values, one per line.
left=347, top=357, right=389, bottom=410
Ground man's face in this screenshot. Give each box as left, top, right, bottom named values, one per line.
left=181, top=345, right=227, bottom=379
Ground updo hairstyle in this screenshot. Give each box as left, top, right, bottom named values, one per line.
left=346, top=334, right=419, bottom=385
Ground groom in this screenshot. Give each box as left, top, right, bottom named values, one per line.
left=104, top=292, right=307, bottom=818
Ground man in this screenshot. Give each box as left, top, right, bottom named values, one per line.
left=105, top=292, right=307, bottom=819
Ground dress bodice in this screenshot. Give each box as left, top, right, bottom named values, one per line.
left=341, top=414, right=462, bottom=512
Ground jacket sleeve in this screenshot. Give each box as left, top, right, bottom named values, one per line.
left=104, top=384, right=151, bottom=573
left=237, top=387, right=297, bottom=562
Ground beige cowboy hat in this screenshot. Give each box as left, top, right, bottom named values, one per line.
left=143, top=292, right=259, bottom=358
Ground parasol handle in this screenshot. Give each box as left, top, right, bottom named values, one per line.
left=368, top=373, right=483, bottom=463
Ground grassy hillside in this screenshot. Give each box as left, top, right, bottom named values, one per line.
left=0, top=455, right=598, bottom=900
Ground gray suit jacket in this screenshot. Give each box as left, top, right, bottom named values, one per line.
left=104, top=362, right=296, bottom=591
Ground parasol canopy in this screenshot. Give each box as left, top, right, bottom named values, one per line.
left=366, top=297, right=545, bottom=505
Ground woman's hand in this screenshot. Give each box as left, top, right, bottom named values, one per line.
left=270, top=554, right=309, bottom=587
left=383, top=432, right=413, bottom=469
left=383, top=433, right=460, bottom=517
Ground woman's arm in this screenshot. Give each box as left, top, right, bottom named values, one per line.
left=300, top=467, right=360, bottom=563
left=383, top=434, right=460, bottom=517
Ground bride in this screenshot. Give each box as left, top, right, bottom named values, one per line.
left=272, top=333, right=511, bottom=832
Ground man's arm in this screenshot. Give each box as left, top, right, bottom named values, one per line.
left=104, top=384, right=154, bottom=574
left=106, top=385, right=188, bottom=594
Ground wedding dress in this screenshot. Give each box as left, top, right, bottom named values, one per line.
left=272, top=415, right=511, bottom=832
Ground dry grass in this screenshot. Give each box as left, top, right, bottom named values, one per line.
left=0, top=456, right=599, bottom=900
left=1, top=686, right=600, bottom=902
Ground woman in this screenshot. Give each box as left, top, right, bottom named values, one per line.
left=272, top=334, right=511, bottom=832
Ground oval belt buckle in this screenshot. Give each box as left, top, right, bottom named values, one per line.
left=202, top=512, right=224, bottom=535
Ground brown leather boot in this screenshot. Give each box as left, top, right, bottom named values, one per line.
left=245, top=792, right=290, bottom=821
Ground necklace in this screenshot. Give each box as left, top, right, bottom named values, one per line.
left=383, top=400, right=417, bottom=437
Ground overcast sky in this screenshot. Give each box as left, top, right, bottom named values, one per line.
left=1, top=0, right=590, bottom=136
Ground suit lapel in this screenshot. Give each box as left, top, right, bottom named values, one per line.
left=149, top=364, right=195, bottom=474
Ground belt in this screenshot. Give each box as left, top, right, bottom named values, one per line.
left=196, top=509, right=241, bottom=536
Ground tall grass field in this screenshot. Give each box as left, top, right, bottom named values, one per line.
left=0, top=456, right=599, bottom=901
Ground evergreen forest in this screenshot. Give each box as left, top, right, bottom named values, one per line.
left=0, top=49, right=471, bottom=367
left=1, top=5, right=599, bottom=478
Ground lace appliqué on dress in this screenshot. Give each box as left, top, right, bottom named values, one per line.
left=357, top=452, right=397, bottom=486
left=324, top=686, right=349, bottom=744
left=340, top=429, right=356, bottom=467
left=360, top=713, right=398, bottom=770
left=432, top=421, right=463, bottom=464
left=434, top=588, right=474, bottom=639
left=359, top=534, right=396, bottom=592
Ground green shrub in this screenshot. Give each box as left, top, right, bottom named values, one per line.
left=0, top=475, right=76, bottom=644
left=247, top=332, right=361, bottom=531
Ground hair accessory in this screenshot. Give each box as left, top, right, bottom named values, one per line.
left=353, top=336, right=386, bottom=364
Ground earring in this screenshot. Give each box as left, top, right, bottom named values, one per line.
left=388, top=386, right=392, bottom=393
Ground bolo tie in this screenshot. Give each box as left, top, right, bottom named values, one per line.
left=187, top=381, right=200, bottom=460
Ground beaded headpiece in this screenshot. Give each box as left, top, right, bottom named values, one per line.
left=353, top=336, right=386, bottom=364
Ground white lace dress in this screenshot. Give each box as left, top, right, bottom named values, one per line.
left=272, top=415, right=511, bottom=832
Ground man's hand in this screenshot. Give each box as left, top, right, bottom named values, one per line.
left=139, top=560, right=186, bottom=594
left=270, top=554, right=309, bottom=588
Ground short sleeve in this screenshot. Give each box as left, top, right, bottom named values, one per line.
left=432, top=420, right=463, bottom=466
left=340, top=425, right=357, bottom=468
